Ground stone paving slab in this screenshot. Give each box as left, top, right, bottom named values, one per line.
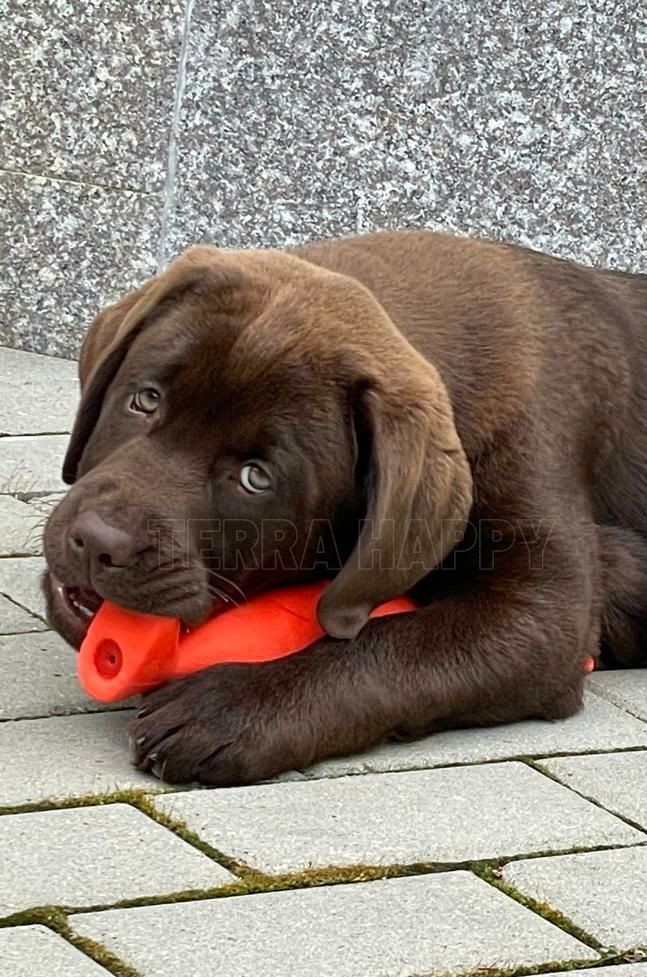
left=0, top=594, right=46, bottom=633
left=0, top=556, right=47, bottom=620
left=589, top=671, right=647, bottom=722
left=293, top=690, right=647, bottom=780
left=0, top=711, right=156, bottom=807
left=540, top=752, right=647, bottom=830
left=156, top=761, right=643, bottom=874
left=0, top=346, right=77, bottom=436
left=0, top=631, right=124, bottom=719
left=70, top=871, right=599, bottom=977
left=0, top=494, right=44, bottom=555
left=0, top=804, right=232, bottom=916
left=0, top=925, right=111, bottom=977
left=0, top=435, right=68, bottom=495
left=503, top=846, right=647, bottom=951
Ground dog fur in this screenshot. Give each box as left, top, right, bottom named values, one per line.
left=43, top=230, right=647, bottom=785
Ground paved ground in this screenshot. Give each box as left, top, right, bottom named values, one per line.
left=1, top=343, right=646, bottom=977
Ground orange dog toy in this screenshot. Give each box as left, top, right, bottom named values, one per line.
left=78, top=582, right=416, bottom=703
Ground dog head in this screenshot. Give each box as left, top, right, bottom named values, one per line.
left=44, top=245, right=472, bottom=647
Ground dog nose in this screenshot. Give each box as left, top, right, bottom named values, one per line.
left=68, top=511, right=135, bottom=570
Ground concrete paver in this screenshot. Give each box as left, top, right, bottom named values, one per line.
left=541, top=751, right=647, bottom=830
left=0, top=925, right=111, bottom=977
left=589, top=671, right=647, bottom=722
left=0, top=711, right=156, bottom=807
left=0, top=593, right=46, bottom=633
left=0, top=494, right=44, bottom=554
left=0, top=631, right=119, bottom=719
left=503, top=846, right=647, bottom=951
left=0, top=556, right=47, bottom=620
left=0, top=346, right=77, bottom=436
left=0, top=434, right=68, bottom=495
left=155, top=761, right=644, bottom=874
left=0, top=804, right=233, bottom=916
left=69, top=872, right=599, bottom=977
left=296, top=689, right=647, bottom=779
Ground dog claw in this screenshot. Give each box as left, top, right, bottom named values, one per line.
left=151, top=760, right=167, bottom=780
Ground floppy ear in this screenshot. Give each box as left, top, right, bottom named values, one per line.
left=63, top=246, right=245, bottom=484
left=77, top=282, right=154, bottom=391
left=317, top=369, right=473, bottom=639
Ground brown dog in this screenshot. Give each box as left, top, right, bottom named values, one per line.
left=43, top=230, right=647, bottom=785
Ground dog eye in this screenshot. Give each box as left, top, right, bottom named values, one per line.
left=130, top=388, right=160, bottom=414
left=240, top=463, right=271, bottom=494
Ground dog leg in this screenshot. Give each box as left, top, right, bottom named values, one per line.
left=130, top=533, right=597, bottom=785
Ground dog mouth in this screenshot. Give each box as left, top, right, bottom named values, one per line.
left=42, top=573, right=104, bottom=649
left=63, top=586, right=104, bottom=625
left=44, top=567, right=216, bottom=649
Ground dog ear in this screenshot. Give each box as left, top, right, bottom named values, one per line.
left=63, top=247, right=245, bottom=484
left=77, top=281, right=154, bottom=391
left=317, top=368, right=473, bottom=640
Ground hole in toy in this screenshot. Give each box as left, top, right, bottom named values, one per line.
left=95, top=639, right=123, bottom=679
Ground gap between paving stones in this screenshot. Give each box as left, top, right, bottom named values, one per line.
left=0, top=431, right=70, bottom=437
left=1, top=788, right=644, bottom=942
left=1, top=756, right=645, bottom=972
left=527, top=757, right=647, bottom=837
left=0, top=872, right=607, bottom=977
left=2, top=790, right=645, bottom=976
left=1, top=671, right=645, bottom=970
left=452, top=953, right=647, bottom=977
left=289, top=744, right=647, bottom=777
left=474, top=864, right=605, bottom=954
left=2, top=748, right=647, bottom=806
left=0, top=898, right=600, bottom=977
left=0, top=703, right=135, bottom=724
left=0, top=592, right=45, bottom=625
left=0, top=908, right=141, bottom=977
left=0, top=553, right=43, bottom=561
left=6, top=905, right=645, bottom=977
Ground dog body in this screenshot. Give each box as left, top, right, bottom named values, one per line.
left=44, top=230, right=647, bottom=785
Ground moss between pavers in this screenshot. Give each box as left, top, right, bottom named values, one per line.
left=0, top=907, right=140, bottom=977
left=0, top=787, right=167, bottom=819
left=472, top=865, right=647, bottom=973
left=2, top=786, right=642, bottom=899
left=452, top=956, right=647, bottom=977
left=2, top=787, right=646, bottom=976
left=453, top=945, right=647, bottom=977
left=473, top=863, right=604, bottom=951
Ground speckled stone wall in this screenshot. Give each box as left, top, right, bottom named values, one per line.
left=1, top=0, right=645, bottom=358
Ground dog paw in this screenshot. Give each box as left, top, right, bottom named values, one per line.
left=129, top=662, right=307, bottom=786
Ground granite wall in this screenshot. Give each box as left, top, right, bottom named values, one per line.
left=1, top=0, right=645, bottom=358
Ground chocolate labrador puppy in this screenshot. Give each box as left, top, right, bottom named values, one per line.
left=43, top=230, right=647, bottom=785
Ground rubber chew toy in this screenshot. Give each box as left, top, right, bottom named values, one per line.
left=78, top=582, right=416, bottom=703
